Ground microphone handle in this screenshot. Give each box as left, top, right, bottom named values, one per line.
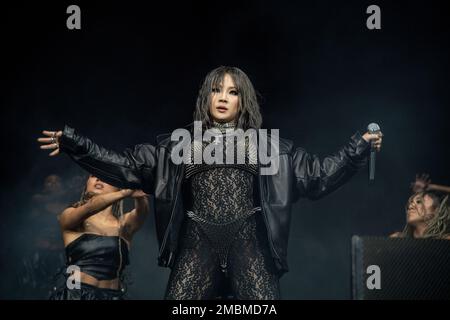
left=369, top=149, right=376, bottom=181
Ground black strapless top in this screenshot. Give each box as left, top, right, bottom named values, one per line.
left=65, top=233, right=129, bottom=281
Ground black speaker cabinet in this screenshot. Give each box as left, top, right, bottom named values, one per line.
left=352, top=236, right=450, bottom=300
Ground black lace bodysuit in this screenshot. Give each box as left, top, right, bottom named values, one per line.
left=164, top=121, right=280, bottom=300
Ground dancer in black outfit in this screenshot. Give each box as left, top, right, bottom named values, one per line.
left=48, top=175, right=149, bottom=300
left=38, top=66, right=383, bottom=299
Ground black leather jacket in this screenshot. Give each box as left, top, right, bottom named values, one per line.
left=60, top=124, right=370, bottom=275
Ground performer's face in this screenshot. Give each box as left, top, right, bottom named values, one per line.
left=209, top=73, right=239, bottom=123
left=406, top=193, right=436, bottom=224
left=85, top=175, right=119, bottom=195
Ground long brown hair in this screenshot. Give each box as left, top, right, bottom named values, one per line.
left=401, top=191, right=450, bottom=238
left=193, top=66, right=263, bottom=130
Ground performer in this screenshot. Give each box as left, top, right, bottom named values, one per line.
left=391, top=174, right=450, bottom=239
left=49, top=174, right=149, bottom=300
left=38, top=66, right=382, bottom=299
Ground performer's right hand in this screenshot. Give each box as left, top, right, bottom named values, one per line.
left=411, top=173, right=431, bottom=193
left=38, top=130, right=63, bottom=156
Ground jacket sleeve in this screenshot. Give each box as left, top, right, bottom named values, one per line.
left=292, top=132, right=370, bottom=200
left=59, top=125, right=157, bottom=194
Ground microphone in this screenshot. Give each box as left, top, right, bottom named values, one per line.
left=367, top=123, right=381, bottom=182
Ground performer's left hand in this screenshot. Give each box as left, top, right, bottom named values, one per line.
left=362, top=131, right=383, bottom=152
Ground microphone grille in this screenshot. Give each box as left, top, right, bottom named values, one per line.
left=367, top=123, right=380, bottom=133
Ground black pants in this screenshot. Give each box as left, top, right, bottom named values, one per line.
left=164, top=213, right=281, bottom=300
left=49, top=282, right=124, bottom=300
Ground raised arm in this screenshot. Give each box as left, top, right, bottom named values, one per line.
left=38, top=126, right=157, bottom=193
left=59, top=190, right=131, bottom=230
left=293, top=131, right=382, bottom=200
left=411, top=174, right=450, bottom=194
left=120, top=190, right=150, bottom=240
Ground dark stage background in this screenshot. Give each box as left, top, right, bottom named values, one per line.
left=1, top=0, right=449, bottom=299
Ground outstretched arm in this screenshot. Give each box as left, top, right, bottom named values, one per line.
left=411, top=174, right=450, bottom=194
left=293, top=130, right=382, bottom=200
left=59, top=190, right=132, bottom=230
left=38, top=126, right=157, bottom=193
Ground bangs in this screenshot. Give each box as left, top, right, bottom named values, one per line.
left=194, top=66, right=262, bottom=130
left=209, top=69, right=239, bottom=92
